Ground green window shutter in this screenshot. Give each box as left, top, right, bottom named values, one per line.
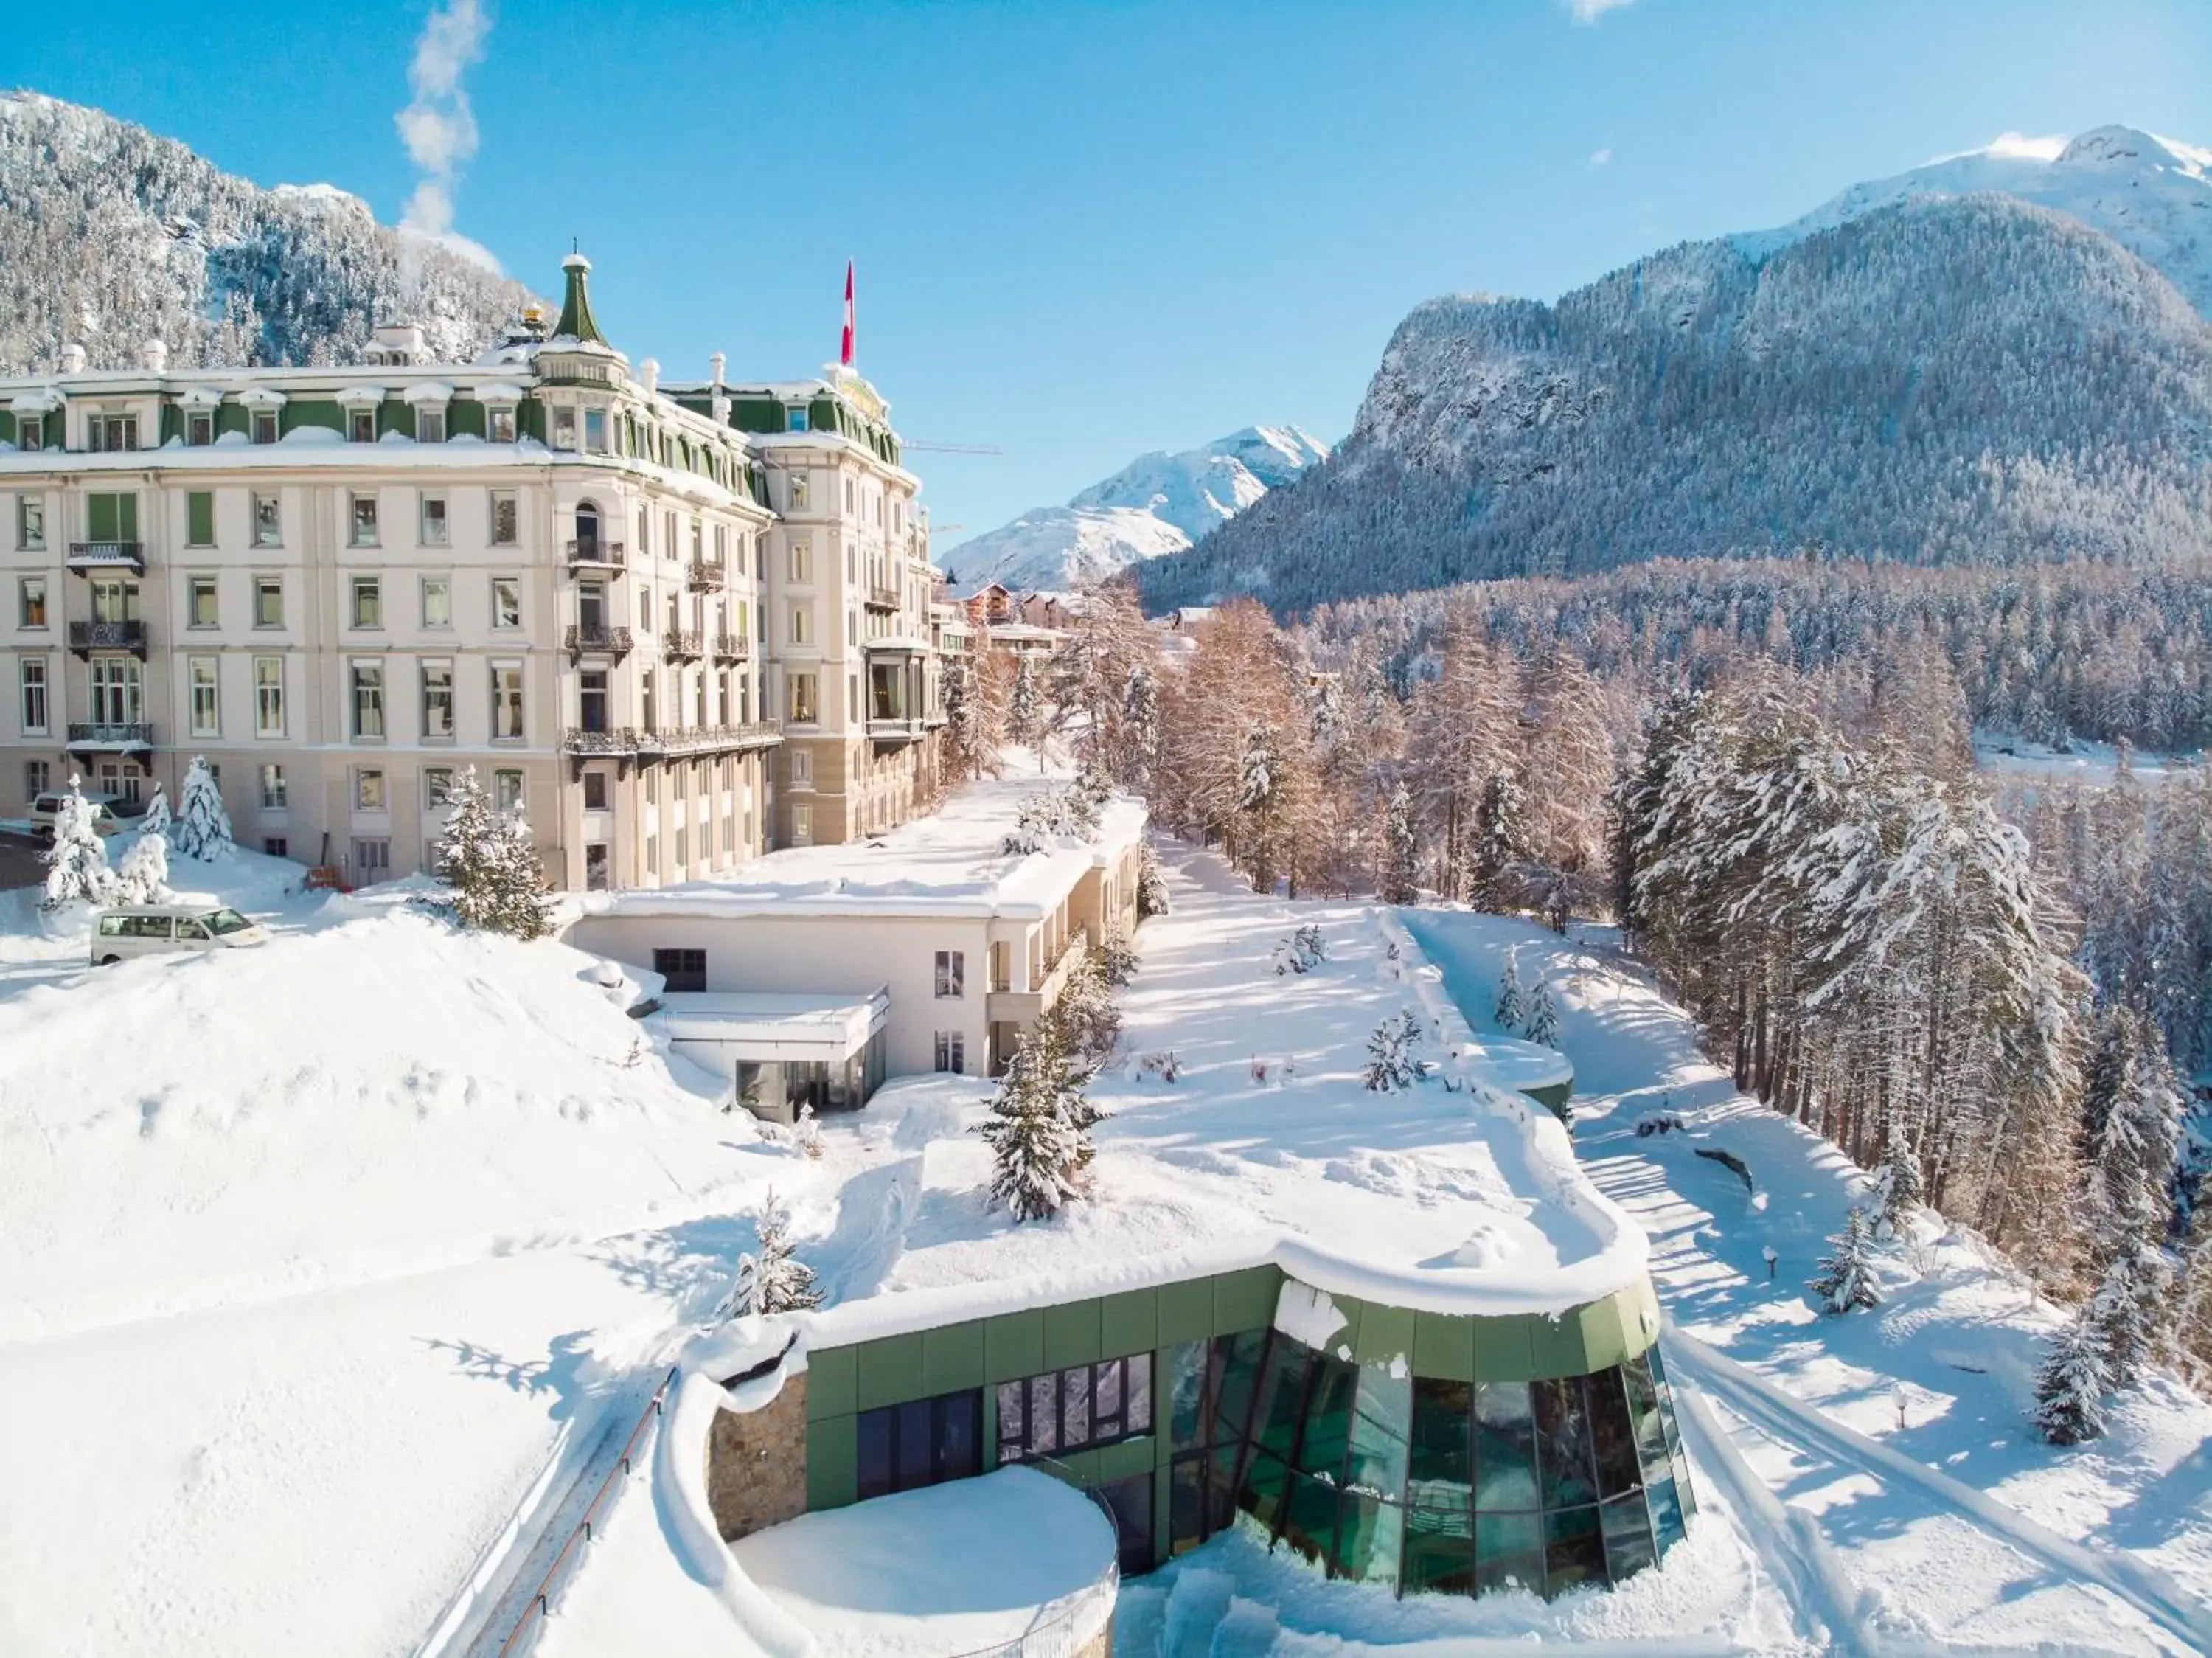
left=187, top=492, right=215, bottom=547
left=88, top=493, right=118, bottom=542
left=119, top=493, right=139, bottom=540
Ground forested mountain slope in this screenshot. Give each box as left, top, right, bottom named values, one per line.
left=1143, top=195, right=2212, bottom=613
left=0, top=91, right=535, bottom=372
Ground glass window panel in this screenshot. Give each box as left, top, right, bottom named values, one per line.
left=1238, top=1449, right=1290, bottom=1532
left=1646, top=1475, right=1686, bottom=1553
left=1251, top=1337, right=1310, bottom=1461
left=1208, top=1331, right=1267, bottom=1448
left=1295, top=1356, right=1357, bottom=1479
left=1332, top=1494, right=1403, bottom=1587
left=1599, top=1491, right=1657, bottom=1581
left=1531, top=1378, right=1599, bottom=1510
left=1169, top=1457, right=1207, bottom=1556
left=1409, top=1378, right=1473, bottom=1490
left=1585, top=1367, right=1644, bottom=1499
left=856, top=1409, right=894, bottom=1502
left=1028, top=1375, right=1058, bottom=1456
left=1621, top=1352, right=1673, bottom=1482
left=1127, top=1352, right=1153, bottom=1435
left=1061, top=1365, right=1092, bottom=1448
left=1401, top=1496, right=1475, bottom=1596
left=1096, top=1359, right=1123, bottom=1423
left=1101, top=1474, right=1155, bottom=1576
left=1208, top=1446, right=1241, bottom=1535
left=894, top=1399, right=933, bottom=1491
left=1543, top=1505, right=1607, bottom=1596
left=1475, top=1510, right=1547, bottom=1598
left=936, top=1391, right=980, bottom=1482
left=1280, top=1473, right=1341, bottom=1568
left=996, top=1381, right=1026, bottom=1458
left=1346, top=1362, right=1413, bottom=1500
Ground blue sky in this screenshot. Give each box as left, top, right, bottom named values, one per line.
left=12, top=1, right=2211, bottom=540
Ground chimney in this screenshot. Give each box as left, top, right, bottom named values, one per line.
left=369, top=321, right=427, bottom=366
left=709, top=351, right=726, bottom=387
left=712, top=393, right=731, bottom=425
left=639, top=357, right=660, bottom=398
left=60, top=342, right=86, bottom=375
left=142, top=339, right=168, bottom=372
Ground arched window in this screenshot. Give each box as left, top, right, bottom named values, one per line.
left=575, top=501, right=601, bottom=554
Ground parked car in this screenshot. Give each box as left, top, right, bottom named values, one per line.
left=29, top=791, right=147, bottom=842
left=89, top=904, right=268, bottom=965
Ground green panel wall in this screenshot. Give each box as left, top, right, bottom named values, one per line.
left=449, top=398, right=487, bottom=439
left=1099, top=1288, right=1158, bottom=1359
left=518, top=398, right=547, bottom=443
left=806, top=1345, right=856, bottom=1421
left=1526, top=1080, right=1573, bottom=1112
left=1413, top=1311, right=1475, bottom=1381
left=922, top=1320, right=985, bottom=1394
left=983, top=1308, right=1044, bottom=1383
left=807, top=1414, right=857, bottom=1511
left=0, top=412, right=15, bottom=446
left=217, top=404, right=251, bottom=440
left=375, top=401, right=414, bottom=440
left=1355, top=1303, right=1415, bottom=1366
left=853, top=1331, right=925, bottom=1410
left=1157, top=1280, right=1211, bottom=1346
left=285, top=400, right=344, bottom=439
left=1211, top=1266, right=1281, bottom=1334
left=1472, top=1314, right=1541, bottom=1383
left=1041, top=1299, right=1102, bottom=1370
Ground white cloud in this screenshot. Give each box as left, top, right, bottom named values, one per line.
left=1561, top=0, right=1635, bottom=23
left=1589, top=148, right=1613, bottom=169
left=1930, top=131, right=2067, bottom=165
left=394, top=0, right=492, bottom=250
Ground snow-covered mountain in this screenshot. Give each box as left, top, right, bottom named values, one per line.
left=1143, top=126, right=2212, bottom=614
left=0, top=91, right=537, bottom=372
left=944, top=426, right=1327, bottom=594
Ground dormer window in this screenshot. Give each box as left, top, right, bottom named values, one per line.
left=553, top=406, right=577, bottom=451
left=583, top=408, right=608, bottom=454
left=417, top=406, right=446, bottom=445
left=187, top=411, right=215, bottom=447
left=350, top=409, right=376, bottom=443
left=787, top=406, right=810, bottom=432
left=251, top=409, right=279, bottom=445
left=17, top=417, right=41, bottom=453
left=88, top=414, right=139, bottom=453
left=790, top=474, right=810, bottom=511
left=488, top=406, right=516, bottom=443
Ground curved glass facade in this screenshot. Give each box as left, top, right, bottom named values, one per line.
left=1165, top=1323, right=1694, bottom=1598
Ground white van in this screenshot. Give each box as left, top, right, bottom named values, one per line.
left=90, top=904, right=268, bottom=965
left=30, top=791, right=145, bottom=842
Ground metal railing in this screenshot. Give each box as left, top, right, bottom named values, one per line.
left=866, top=581, right=901, bottom=611
left=563, top=623, right=633, bottom=661
left=686, top=560, right=726, bottom=592
left=662, top=628, right=703, bottom=661
left=490, top=1366, right=680, bottom=1658
left=564, top=538, right=626, bottom=566
left=66, top=540, right=145, bottom=574
left=69, top=620, right=147, bottom=653
left=66, top=721, right=153, bottom=747
left=944, top=1457, right=1123, bottom=1658
left=710, top=631, right=751, bottom=662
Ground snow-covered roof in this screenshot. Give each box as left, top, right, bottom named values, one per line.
left=650, top=989, right=888, bottom=1059
left=577, top=777, right=1146, bottom=925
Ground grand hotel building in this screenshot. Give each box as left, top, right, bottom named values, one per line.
left=0, top=255, right=949, bottom=889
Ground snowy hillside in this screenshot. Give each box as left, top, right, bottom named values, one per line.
left=945, top=426, right=1326, bottom=594
left=1143, top=129, right=2212, bottom=614
left=1750, top=125, right=2212, bottom=319
left=0, top=91, right=538, bottom=372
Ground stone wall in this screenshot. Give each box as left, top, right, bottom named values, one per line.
left=705, top=1370, right=809, bottom=1542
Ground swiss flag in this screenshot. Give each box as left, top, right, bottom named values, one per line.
left=841, top=260, right=855, bottom=368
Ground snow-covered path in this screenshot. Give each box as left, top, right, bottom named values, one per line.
left=1405, top=910, right=2212, bottom=1657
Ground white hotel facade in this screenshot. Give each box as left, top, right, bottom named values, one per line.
left=0, top=255, right=950, bottom=889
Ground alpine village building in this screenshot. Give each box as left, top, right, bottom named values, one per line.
left=0, top=254, right=951, bottom=889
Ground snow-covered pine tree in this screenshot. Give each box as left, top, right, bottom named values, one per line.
left=436, top=766, right=553, bottom=939
left=114, top=829, right=173, bottom=905
left=1364, top=1017, right=1409, bottom=1093
left=2031, top=1300, right=2112, bottom=1444
left=170, top=755, right=233, bottom=861
left=976, top=1016, right=1091, bottom=1221
left=1495, top=957, right=1525, bottom=1033
left=1097, top=926, right=1138, bottom=987
left=1236, top=721, right=1287, bottom=894
left=1468, top=769, right=1529, bottom=909
left=1523, top=977, right=1559, bottom=1047
left=1873, top=1120, right=1925, bottom=1237
left=1808, top=1207, right=1882, bottom=1314
left=40, top=777, right=117, bottom=910
left=2090, top=1196, right=2174, bottom=1387
left=1382, top=782, right=1420, bottom=904
left=1008, top=653, right=1041, bottom=752
left=1136, top=842, right=1171, bottom=917
left=136, top=783, right=172, bottom=842
left=1121, top=662, right=1158, bottom=791
left=723, top=1190, right=824, bottom=1317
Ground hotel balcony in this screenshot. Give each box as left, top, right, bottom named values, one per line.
left=866, top=715, right=927, bottom=744
left=565, top=623, right=635, bottom=664
left=66, top=541, right=145, bottom=577
left=864, top=581, right=900, bottom=612
left=986, top=927, right=1091, bottom=1027
left=563, top=725, right=641, bottom=756
left=686, top=560, right=726, bottom=592
left=635, top=721, right=785, bottom=757
left=565, top=538, right=627, bottom=575
left=663, top=628, right=703, bottom=662
left=66, top=721, right=154, bottom=754
left=69, top=620, right=147, bottom=660
left=710, top=631, right=752, bottom=663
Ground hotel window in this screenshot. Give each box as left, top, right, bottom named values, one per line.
left=88, top=413, right=138, bottom=452
left=491, top=576, right=521, bottom=630
left=421, top=576, right=452, bottom=629
left=844, top=476, right=855, bottom=516
left=24, top=759, right=50, bottom=801
left=254, top=576, right=283, bottom=628
left=494, top=769, right=524, bottom=812
left=254, top=657, right=285, bottom=736
left=996, top=1353, right=1152, bottom=1464
left=186, top=409, right=215, bottom=447
left=855, top=1389, right=981, bottom=1503
left=787, top=671, right=817, bottom=724
left=18, top=577, right=46, bottom=629
left=788, top=538, right=811, bottom=581
left=187, top=575, right=218, bottom=628
left=791, top=802, right=813, bottom=846
left=251, top=409, right=279, bottom=445
left=417, top=406, right=447, bottom=445
left=349, top=493, right=380, bottom=547
left=490, top=488, right=519, bottom=545
left=674, top=821, right=688, bottom=867
left=424, top=766, right=456, bottom=808
left=934, top=950, right=965, bottom=999
left=553, top=406, right=577, bottom=451
left=491, top=662, right=524, bottom=740
left=349, top=408, right=376, bottom=443
left=90, top=656, right=142, bottom=724
left=19, top=659, right=49, bottom=734
left=420, top=493, right=450, bottom=547
left=18, top=495, right=45, bottom=549
left=790, top=605, right=812, bottom=646
left=350, top=662, right=385, bottom=739
left=186, top=491, right=215, bottom=548
left=355, top=768, right=386, bottom=811
left=260, top=763, right=287, bottom=810
left=582, top=770, right=610, bottom=811
left=188, top=656, right=220, bottom=737
left=664, top=510, right=677, bottom=558
left=788, top=747, right=813, bottom=785
left=933, top=1031, right=965, bottom=1075
left=350, top=575, right=381, bottom=628
left=264, top=837, right=288, bottom=857
left=580, top=669, right=610, bottom=734
left=253, top=493, right=282, bottom=548
left=583, top=407, right=608, bottom=454
left=421, top=662, right=454, bottom=738
left=488, top=405, right=516, bottom=443
left=652, top=948, right=706, bottom=993
left=16, top=415, right=41, bottom=452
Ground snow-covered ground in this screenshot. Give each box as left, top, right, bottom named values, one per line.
left=1972, top=734, right=2199, bottom=790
